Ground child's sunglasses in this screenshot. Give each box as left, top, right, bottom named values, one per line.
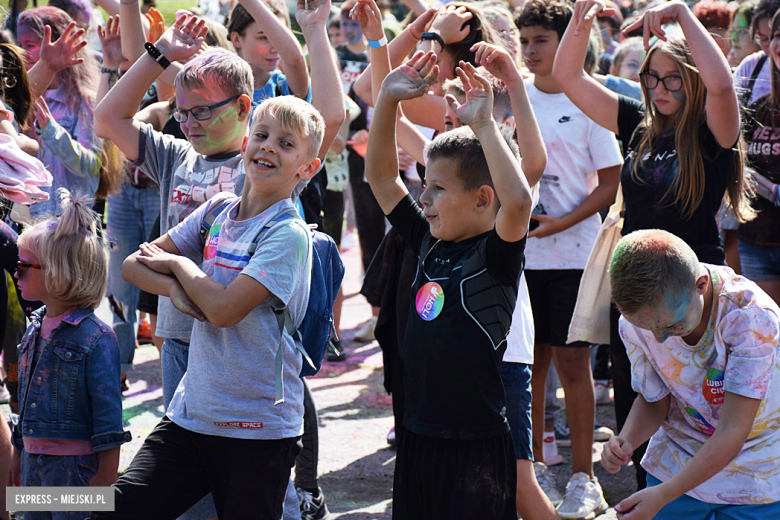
left=17, top=261, right=42, bottom=271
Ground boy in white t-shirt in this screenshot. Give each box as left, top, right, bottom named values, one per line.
left=604, top=229, right=780, bottom=520
left=515, top=1, right=623, bottom=517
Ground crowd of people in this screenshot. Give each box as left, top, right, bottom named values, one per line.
left=0, top=0, right=777, bottom=518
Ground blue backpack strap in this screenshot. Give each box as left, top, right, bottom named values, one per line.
left=273, top=308, right=315, bottom=405
left=199, top=200, right=232, bottom=244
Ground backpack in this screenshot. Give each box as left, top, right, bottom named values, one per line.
left=200, top=200, right=345, bottom=404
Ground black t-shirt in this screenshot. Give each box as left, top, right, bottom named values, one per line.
left=616, top=96, right=732, bottom=264
left=387, top=194, right=527, bottom=440
left=738, top=97, right=780, bottom=247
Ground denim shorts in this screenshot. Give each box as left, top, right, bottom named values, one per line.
left=646, top=474, right=780, bottom=519
left=500, top=362, right=533, bottom=461
left=738, top=241, right=780, bottom=282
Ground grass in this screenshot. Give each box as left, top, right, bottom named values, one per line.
left=152, top=0, right=201, bottom=26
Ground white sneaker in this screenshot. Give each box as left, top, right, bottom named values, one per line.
left=533, top=462, right=563, bottom=508
left=594, top=380, right=612, bottom=405
left=354, top=316, right=377, bottom=342
left=593, top=423, right=614, bottom=442
left=557, top=473, right=608, bottom=519
left=0, top=384, right=9, bottom=405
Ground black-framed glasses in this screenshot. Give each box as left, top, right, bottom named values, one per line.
left=17, top=261, right=41, bottom=271
left=639, top=72, right=683, bottom=92
left=172, top=95, right=240, bottom=123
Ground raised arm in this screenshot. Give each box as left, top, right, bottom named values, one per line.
left=551, top=0, right=620, bottom=135
left=27, top=23, right=88, bottom=101
left=33, top=98, right=100, bottom=179
left=297, top=0, right=345, bottom=159
left=473, top=42, right=546, bottom=187
left=449, top=63, right=531, bottom=242
left=240, top=0, right=308, bottom=99
left=367, top=52, right=439, bottom=214
left=622, top=0, right=739, bottom=147
left=95, top=15, right=207, bottom=162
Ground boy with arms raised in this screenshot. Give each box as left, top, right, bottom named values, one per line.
left=367, top=51, right=536, bottom=518
left=604, top=229, right=780, bottom=520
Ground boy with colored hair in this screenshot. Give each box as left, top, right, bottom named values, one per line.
left=367, top=50, right=537, bottom=518
left=604, top=228, right=780, bottom=519
left=93, top=94, right=325, bottom=520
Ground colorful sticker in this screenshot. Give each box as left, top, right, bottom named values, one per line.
left=685, top=407, right=716, bottom=436
left=703, top=368, right=725, bottom=405
left=416, top=282, right=444, bottom=321
left=203, top=225, right=221, bottom=260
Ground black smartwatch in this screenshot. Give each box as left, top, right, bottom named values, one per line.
left=144, top=42, right=171, bottom=70
left=420, top=32, right=445, bottom=51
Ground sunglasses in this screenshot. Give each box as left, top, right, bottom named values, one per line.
left=17, top=261, right=41, bottom=271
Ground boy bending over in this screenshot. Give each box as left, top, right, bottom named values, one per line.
left=604, top=229, right=780, bottom=520
left=367, top=51, right=536, bottom=519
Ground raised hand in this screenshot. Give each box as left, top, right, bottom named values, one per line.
left=445, top=61, right=493, bottom=129
left=296, top=0, right=331, bottom=32
left=381, top=51, right=439, bottom=101
left=622, top=1, right=685, bottom=50
left=32, top=97, right=53, bottom=128
left=407, top=7, right=438, bottom=39
left=430, top=5, right=472, bottom=45
left=153, top=13, right=208, bottom=63
left=97, top=15, right=123, bottom=70
left=472, top=42, right=519, bottom=84
left=350, top=0, right=384, bottom=42
left=38, top=22, right=87, bottom=75
left=145, top=7, right=166, bottom=43
left=572, top=0, right=616, bottom=36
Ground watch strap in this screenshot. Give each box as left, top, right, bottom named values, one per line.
left=144, top=42, right=171, bottom=70
left=420, top=32, right=445, bottom=50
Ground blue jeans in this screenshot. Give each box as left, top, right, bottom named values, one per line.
left=738, top=240, right=780, bottom=282
left=21, top=449, right=100, bottom=520
left=106, top=184, right=160, bottom=372
left=646, top=474, right=780, bottom=519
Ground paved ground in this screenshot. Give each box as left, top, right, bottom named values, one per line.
left=6, top=240, right=639, bottom=518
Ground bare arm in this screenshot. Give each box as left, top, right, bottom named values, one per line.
left=551, top=0, right=620, bottom=134
left=241, top=0, right=309, bottom=99
left=133, top=101, right=171, bottom=132
left=298, top=0, right=346, bottom=159
left=94, top=0, right=121, bottom=17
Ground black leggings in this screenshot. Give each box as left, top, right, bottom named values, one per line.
left=294, top=378, right=319, bottom=491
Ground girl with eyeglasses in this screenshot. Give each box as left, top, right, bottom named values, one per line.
left=552, top=0, right=754, bottom=492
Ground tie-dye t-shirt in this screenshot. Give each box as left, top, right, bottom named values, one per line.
left=619, top=264, right=780, bottom=504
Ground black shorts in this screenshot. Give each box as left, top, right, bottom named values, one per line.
left=526, top=269, right=588, bottom=348
left=393, top=431, right=517, bottom=520
left=322, top=189, right=344, bottom=248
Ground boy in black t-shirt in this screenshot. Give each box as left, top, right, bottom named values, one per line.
left=366, top=51, right=538, bottom=519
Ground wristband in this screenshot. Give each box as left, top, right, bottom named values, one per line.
left=144, top=42, right=171, bottom=70
left=100, top=67, right=118, bottom=74
left=420, top=32, right=445, bottom=50
left=368, top=35, right=388, bottom=48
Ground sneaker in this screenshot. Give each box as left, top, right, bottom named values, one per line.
left=594, top=380, right=612, bottom=405
left=297, top=486, right=330, bottom=520
left=543, top=431, right=563, bottom=466
left=0, top=384, right=10, bottom=405
left=325, top=339, right=346, bottom=362
left=555, top=418, right=571, bottom=448
left=136, top=319, right=153, bottom=344
left=556, top=473, right=608, bottom=519
left=353, top=316, right=377, bottom=342
left=533, top=462, right=563, bottom=508
left=387, top=426, right=396, bottom=447
left=593, top=423, right=614, bottom=442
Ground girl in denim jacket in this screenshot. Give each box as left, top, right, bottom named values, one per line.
left=10, top=189, right=130, bottom=519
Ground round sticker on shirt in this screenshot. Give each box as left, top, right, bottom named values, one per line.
left=416, top=282, right=444, bottom=321
left=685, top=407, right=716, bottom=436
left=702, top=368, right=725, bottom=405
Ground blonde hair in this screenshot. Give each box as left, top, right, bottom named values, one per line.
left=632, top=37, right=754, bottom=223
left=17, top=189, right=107, bottom=309
left=251, top=96, right=325, bottom=159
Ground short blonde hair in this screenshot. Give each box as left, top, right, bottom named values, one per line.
left=609, top=229, right=700, bottom=315
left=252, top=96, right=325, bottom=159
left=18, top=189, right=107, bottom=309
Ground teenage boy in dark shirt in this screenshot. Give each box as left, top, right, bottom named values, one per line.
left=366, top=51, right=537, bottom=519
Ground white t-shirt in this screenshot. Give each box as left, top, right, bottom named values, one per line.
left=524, top=80, right=623, bottom=270
left=734, top=51, right=771, bottom=107
left=619, top=265, right=780, bottom=504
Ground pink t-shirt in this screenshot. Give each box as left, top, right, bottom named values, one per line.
left=24, top=307, right=94, bottom=456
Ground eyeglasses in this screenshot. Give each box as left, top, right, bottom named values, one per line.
left=496, top=28, right=519, bottom=40
left=17, top=261, right=41, bottom=271
left=639, top=72, right=683, bottom=92
left=727, top=28, right=749, bottom=42
left=172, top=95, right=240, bottom=123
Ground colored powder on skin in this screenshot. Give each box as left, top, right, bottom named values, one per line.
left=671, top=89, right=687, bottom=104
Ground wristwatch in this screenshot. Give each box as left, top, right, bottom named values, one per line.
left=144, top=42, right=171, bottom=70
left=420, top=32, right=445, bottom=51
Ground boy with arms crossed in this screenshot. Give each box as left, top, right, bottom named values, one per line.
left=367, top=51, right=537, bottom=518
left=604, top=229, right=780, bottom=520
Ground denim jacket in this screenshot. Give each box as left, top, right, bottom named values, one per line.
left=12, top=307, right=131, bottom=452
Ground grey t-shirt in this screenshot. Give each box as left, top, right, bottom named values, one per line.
left=167, top=192, right=312, bottom=439
left=134, top=123, right=245, bottom=339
